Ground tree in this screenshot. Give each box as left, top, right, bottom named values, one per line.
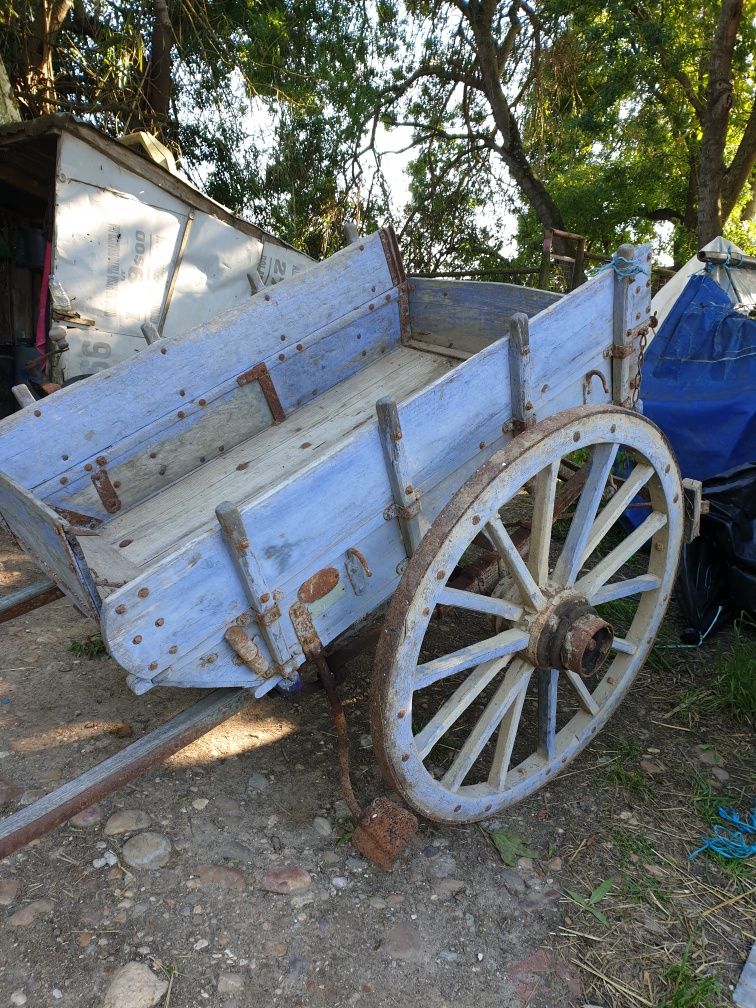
left=373, top=0, right=755, bottom=270
left=0, top=0, right=387, bottom=254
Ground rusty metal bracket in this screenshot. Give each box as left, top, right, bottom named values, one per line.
left=91, top=468, right=121, bottom=514
left=236, top=362, right=286, bottom=423
left=224, top=625, right=272, bottom=678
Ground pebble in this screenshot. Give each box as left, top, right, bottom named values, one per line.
left=261, top=940, right=287, bottom=957
left=711, top=766, right=730, bottom=783
left=9, top=897, right=55, bottom=926
left=246, top=773, right=268, bottom=793
left=313, top=816, right=332, bottom=837
left=439, top=950, right=459, bottom=962
left=195, top=865, right=246, bottom=891
left=368, top=896, right=387, bottom=909
left=640, top=758, right=662, bottom=775
left=192, top=798, right=209, bottom=811
left=426, top=853, right=457, bottom=880
left=217, top=972, right=245, bottom=994
left=102, top=962, right=168, bottom=1008
left=331, top=876, right=348, bottom=889
left=432, top=879, right=465, bottom=900
left=0, top=777, right=22, bottom=806
left=385, top=894, right=404, bottom=907
left=92, top=851, right=118, bottom=868
left=10, top=992, right=27, bottom=1006
left=0, top=878, right=20, bottom=905
left=217, top=840, right=256, bottom=863
left=70, top=804, right=103, bottom=827
left=18, top=789, right=45, bottom=806
left=500, top=868, right=527, bottom=896
left=546, top=857, right=562, bottom=871
left=345, top=857, right=366, bottom=872
left=380, top=922, right=428, bottom=963
left=194, top=938, right=210, bottom=950
left=105, top=810, right=151, bottom=835
left=358, top=733, right=373, bottom=749
left=121, top=832, right=172, bottom=869
left=51, top=990, right=63, bottom=1000
left=259, top=865, right=312, bottom=894
left=696, top=745, right=724, bottom=767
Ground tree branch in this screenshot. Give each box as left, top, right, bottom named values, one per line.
left=721, top=95, right=756, bottom=220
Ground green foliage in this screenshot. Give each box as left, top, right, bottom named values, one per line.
left=564, top=878, right=614, bottom=925
left=485, top=826, right=538, bottom=866
left=659, top=946, right=722, bottom=1008
left=711, top=614, right=756, bottom=722
left=69, top=633, right=107, bottom=658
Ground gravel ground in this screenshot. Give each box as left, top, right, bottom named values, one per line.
left=0, top=530, right=582, bottom=1008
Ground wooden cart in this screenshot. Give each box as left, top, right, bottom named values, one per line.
left=0, top=227, right=689, bottom=825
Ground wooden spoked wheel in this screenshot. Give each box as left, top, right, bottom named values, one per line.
left=371, top=405, right=683, bottom=823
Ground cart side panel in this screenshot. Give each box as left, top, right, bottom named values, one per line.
left=0, top=471, right=100, bottom=619
left=100, top=261, right=623, bottom=689
left=0, top=233, right=396, bottom=497
left=99, top=339, right=516, bottom=682
left=35, top=292, right=400, bottom=519
left=408, top=278, right=561, bottom=356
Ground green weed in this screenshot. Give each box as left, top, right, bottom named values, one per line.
left=711, top=613, right=756, bottom=722
left=604, top=739, right=653, bottom=797
left=564, top=878, right=614, bottom=926
left=69, top=634, right=107, bottom=658
left=658, top=945, right=722, bottom=1008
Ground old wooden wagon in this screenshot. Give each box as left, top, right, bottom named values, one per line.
left=0, top=227, right=692, bottom=829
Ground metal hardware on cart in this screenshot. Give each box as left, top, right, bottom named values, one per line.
left=309, top=648, right=417, bottom=871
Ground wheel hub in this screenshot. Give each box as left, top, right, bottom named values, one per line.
left=526, top=595, right=613, bottom=679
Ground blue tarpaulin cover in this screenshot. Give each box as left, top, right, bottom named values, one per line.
left=641, top=273, right=756, bottom=480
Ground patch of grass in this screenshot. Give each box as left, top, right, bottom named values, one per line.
left=611, top=829, right=663, bottom=864
left=659, top=946, right=722, bottom=1008
left=711, top=613, right=756, bottom=723
left=604, top=738, right=653, bottom=797
left=690, top=776, right=736, bottom=824
left=69, top=633, right=107, bottom=658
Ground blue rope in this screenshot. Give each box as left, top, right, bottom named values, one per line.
left=705, top=244, right=744, bottom=302
left=689, top=805, right=756, bottom=861
left=591, top=254, right=649, bottom=278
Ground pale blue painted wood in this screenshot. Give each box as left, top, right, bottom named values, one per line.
left=409, top=277, right=560, bottom=350
left=0, top=228, right=629, bottom=695
left=0, top=232, right=395, bottom=493
left=0, top=471, right=100, bottom=619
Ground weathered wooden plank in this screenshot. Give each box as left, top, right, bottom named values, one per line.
left=0, top=471, right=100, bottom=619
left=611, top=244, right=653, bottom=408
left=409, top=277, right=561, bottom=356
left=0, top=232, right=395, bottom=492
left=102, top=346, right=452, bottom=569
left=508, top=313, right=536, bottom=430
left=376, top=397, right=428, bottom=555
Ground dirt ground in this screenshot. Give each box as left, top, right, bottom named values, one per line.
left=0, top=528, right=753, bottom=1008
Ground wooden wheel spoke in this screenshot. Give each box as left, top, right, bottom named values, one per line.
left=414, top=628, right=529, bottom=690
left=414, top=655, right=513, bottom=760
left=526, top=461, right=560, bottom=586
left=577, top=510, right=667, bottom=597
left=581, top=463, right=654, bottom=566
left=564, top=669, right=600, bottom=715
left=442, top=659, right=533, bottom=791
left=486, top=516, right=546, bottom=610
left=591, top=574, right=660, bottom=605
left=488, top=682, right=529, bottom=789
left=537, top=667, right=559, bottom=760
left=553, top=442, right=619, bottom=586
left=437, top=586, right=523, bottom=623
left=611, top=636, right=637, bottom=655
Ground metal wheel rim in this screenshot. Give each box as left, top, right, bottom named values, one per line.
left=371, top=405, right=683, bottom=823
